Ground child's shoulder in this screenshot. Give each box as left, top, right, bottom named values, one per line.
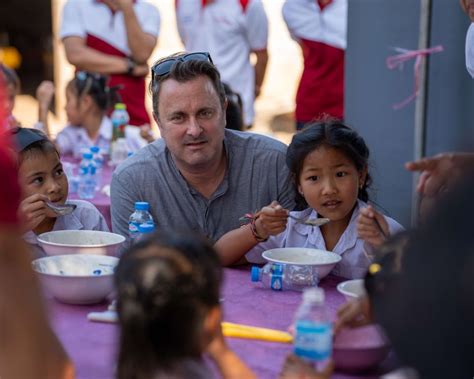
left=66, top=199, right=109, bottom=231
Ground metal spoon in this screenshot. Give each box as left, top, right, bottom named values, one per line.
left=288, top=215, right=330, bottom=227
left=45, top=201, right=77, bottom=216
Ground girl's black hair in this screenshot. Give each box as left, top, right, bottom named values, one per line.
left=68, top=71, right=121, bottom=111
left=286, top=119, right=372, bottom=208
left=115, top=231, right=222, bottom=379
left=11, top=127, right=59, bottom=164
left=0, top=64, right=20, bottom=91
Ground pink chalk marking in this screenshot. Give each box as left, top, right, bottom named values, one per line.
left=386, top=45, right=444, bottom=110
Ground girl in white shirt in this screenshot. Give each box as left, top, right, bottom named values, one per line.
left=56, top=72, right=147, bottom=158
left=216, top=120, right=404, bottom=278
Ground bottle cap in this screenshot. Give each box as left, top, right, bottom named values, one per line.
left=82, top=152, right=93, bottom=160
left=134, top=201, right=149, bottom=211
left=90, top=146, right=100, bottom=153
left=302, top=287, right=324, bottom=303
left=251, top=266, right=261, bottom=282
left=138, top=223, right=155, bottom=234
left=115, top=103, right=126, bottom=110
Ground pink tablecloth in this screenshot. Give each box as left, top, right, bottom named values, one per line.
left=48, top=267, right=395, bottom=379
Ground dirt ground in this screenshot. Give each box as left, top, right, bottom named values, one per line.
left=13, top=0, right=302, bottom=146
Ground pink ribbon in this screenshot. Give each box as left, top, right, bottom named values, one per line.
left=386, top=45, right=444, bottom=110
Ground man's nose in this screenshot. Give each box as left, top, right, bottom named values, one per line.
left=186, top=118, right=202, bottom=138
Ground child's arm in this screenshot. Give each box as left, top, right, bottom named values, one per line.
left=36, top=81, right=55, bottom=137
left=214, top=201, right=288, bottom=266
left=356, top=205, right=389, bottom=248
left=206, top=323, right=257, bottom=379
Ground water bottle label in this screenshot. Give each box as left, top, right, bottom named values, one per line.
left=129, top=221, right=140, bottom=238
left=294, top=321, right=332, bottom=361
left=270, top=273, right=283, bottom=291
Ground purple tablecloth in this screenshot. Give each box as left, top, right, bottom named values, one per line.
left=48, top=267, right=394, bottom=379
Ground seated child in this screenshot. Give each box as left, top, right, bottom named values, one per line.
left=215, top=120, right=404, bottom=278
left=1, top=63, right=21, bottom=129
left=12, top=127, right=109, bottom=258
left=115, top=231, right=255, bottom=379
left=55, top=71, right=148, bottom=158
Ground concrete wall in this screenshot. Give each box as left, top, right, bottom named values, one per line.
left=345, top=0, right=474, bottom=227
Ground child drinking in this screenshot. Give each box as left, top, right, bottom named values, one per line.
left=13, top=127, right=109, bottom=258
left=216, top=120, right=404, bottom=278
left=115, top=231, right=255, bottom=379
left=56, top=71, right=148, bottom=158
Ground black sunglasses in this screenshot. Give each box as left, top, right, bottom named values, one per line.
left=151, top=52, right=213, bottom=82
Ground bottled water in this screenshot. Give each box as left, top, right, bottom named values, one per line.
left=293, top=287, right=332, bottom=367
left=128, top=202, right=154, bottom=240
left=90, top=146, right=103, bottom=190
left=137, top=222, right=156, bottom=242
left=110, top=103, right=129, bottom=166
left=251, top=263, right=318, bottom=291
left=78, top=152, right=97, bottom=200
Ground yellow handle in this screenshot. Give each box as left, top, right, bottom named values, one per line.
left=222, top=322, right=293, bottom=344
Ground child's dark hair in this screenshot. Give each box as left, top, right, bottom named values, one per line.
left=11, top=127, right=59, bottom=164
left=67, top=71, right=121, bottom=111
left=286, top=119, right=372, bottom=208
left=223, top=82, right=244, bottom=131
left=0, top=64, right=20, bottom=92
left=115, top=231, right=222, bottom=379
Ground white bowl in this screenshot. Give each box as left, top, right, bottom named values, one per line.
left=262, top=248, right=341, bottom=279
left=37, top=230, right=125, bottom=256
left=337, top=279, right=367, bottom=301
left=32, top=254, right=118, bottom=304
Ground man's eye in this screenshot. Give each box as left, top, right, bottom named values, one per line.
left=200, top=110, right=213, bottom=118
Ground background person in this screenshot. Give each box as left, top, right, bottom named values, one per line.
left=60, top=0, right=160, bottom=126
left=175, top=0, right=269, bottom=128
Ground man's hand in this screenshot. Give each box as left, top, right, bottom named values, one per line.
left=132, top=62, right=149, bottom=77
left=254, top=201, right=288, bottom=240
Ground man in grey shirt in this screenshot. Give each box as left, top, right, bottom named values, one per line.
left=111, top=52, right=295, bottom=260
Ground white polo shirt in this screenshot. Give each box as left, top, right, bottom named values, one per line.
left=60, top=0, right=161, bottom=126
left=466, top=23, right=474, bottom=78
left=176, top=0, right=268, bottom=125
left=282, top=0, right=347, bottom=49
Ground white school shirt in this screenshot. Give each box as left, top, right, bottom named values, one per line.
left=23, top=199, right=109, bottom=259
left=245, top=200, right=404, bottom=279
left=56, top=116, right=148, bottom=158
left=176, top=0, right=268, bottom=125
left=466, top=23, right=474, bottom=79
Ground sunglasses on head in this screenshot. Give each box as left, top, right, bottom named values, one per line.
left=151, top=52, right=213, bottom=82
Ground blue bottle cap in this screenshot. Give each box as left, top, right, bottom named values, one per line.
left=134, top=201, right=149, bottom=211
left=82, top=152, right=93, bottom=159
left=90, top=146, right=100, bottom=153
left=251, top=266, right=261, bottom=282
left=138, top=223, right=155, bottom=234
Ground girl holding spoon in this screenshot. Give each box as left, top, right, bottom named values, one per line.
left=216, top=120, right=403, bottom=278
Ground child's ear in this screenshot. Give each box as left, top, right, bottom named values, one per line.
left=81, top=94, right=94, bottom=110
left=359, top=166, right=368, bottom=188
left=297, top=184, right=304, bottom=197
left=202, top=305, right=222, bottom=348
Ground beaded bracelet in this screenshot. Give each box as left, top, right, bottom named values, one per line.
left=239, top=212, right=268, bottom=242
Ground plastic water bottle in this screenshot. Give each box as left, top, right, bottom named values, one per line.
left=137, top=223, right=155, bottom=242
left=78, top=152, right=97, bottom=199
left=128, top=202, right=154, bottom=240
left=111, top=103, right=129, bottom=166
left=251, top=263, right=318, bottom=291
left=293, top=287, right=332, bottom=367
left=90, top=146, right=103, bottom=190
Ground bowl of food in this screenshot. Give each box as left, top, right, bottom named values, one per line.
left=32, top=254, right=118, bottom=304
left=337, top=279, right=366, bottom=301
left=37, top=230, right=125, bottom=256
left=262, top=248, right=341, bottom=279
left=333, top=324, right=391, bottom=372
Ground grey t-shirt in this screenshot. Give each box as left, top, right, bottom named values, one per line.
left=111, top=129, right=295, bottom=248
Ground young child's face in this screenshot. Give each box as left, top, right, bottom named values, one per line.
left=298, top=145, right=366, bottom=223
left=65, top=87, right=84, bottom=125
left=19, top=150, right=68, bottom=205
